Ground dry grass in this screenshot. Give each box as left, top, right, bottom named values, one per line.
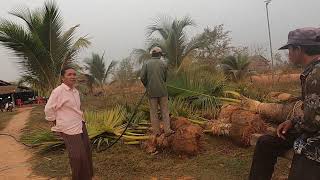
left=81, top=82, right=146, bottom=112
left=19, top=77, right=295, bottom=179
left=250, top=74, right=300, bottom=85
left=232, top=77, right=301, bottom=102
left=23, top=105, right=290, bottom=180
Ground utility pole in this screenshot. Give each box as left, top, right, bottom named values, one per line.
left=265, top=0, right=274, bottom=86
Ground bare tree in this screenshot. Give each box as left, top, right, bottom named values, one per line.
left=249, top=43, right=268, bottom=57
left=193, top=24, right=232, bottom=61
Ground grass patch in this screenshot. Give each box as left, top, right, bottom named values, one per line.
left=23, top=101, right=290, bottom=179
left=20, top=105, right=54, bottom=145
left=30, top=134, right=289, bottom=180
left=0, top=110, right=17, bottom=130
left=81, top=93, right=146, bottom=111
left=230, top=80, right=300, bottom=102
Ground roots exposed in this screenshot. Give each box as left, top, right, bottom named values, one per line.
left=142, top=117, right=205, bottom=156
left=208, top=94, right=303, bottom=146
left=209, top=105, right=267, bottom=146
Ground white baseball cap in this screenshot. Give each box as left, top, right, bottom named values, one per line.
left=149, top=46, right=162, bottom=54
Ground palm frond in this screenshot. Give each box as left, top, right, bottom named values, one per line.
left=0, top=1, right=89, bottom=95
left=145, top=16, right=200, bottom=69
left=221, top=55, right=251, bottom=81
left=104, top=60, right=117, bottom=81
left=147, top=15, right=172, bottom=38
left=131, top=48, right=151, bottom=64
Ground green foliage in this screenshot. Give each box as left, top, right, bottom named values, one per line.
left=84, top=105, right=149, bottom=149
left=168, top=97, right=198, bottom=118
left=0, top=1, right=90, bottom=95
left=221, top=55, right=251, bottom=82
left=21, top=130, right=58, bottom=145
left=85, top=105, right=126, bottom=138
left=134, top=16, right=206, bottom=69
left=84, top=52, right=117, bottom=85
left=168, top=63, right=240, bottom=118
left=124, top=104, right=148, bottom=125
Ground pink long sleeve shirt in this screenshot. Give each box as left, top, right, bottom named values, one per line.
left=44, top=83, right=84, bottom=135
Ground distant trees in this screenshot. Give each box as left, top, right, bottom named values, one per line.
left=113, top=58, right=135, bottom=83
left=193, top=24, right=232, bottom=61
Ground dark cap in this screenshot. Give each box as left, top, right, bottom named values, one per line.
left=279, top=27, right=320, bottom=50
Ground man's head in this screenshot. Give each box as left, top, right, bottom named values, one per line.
left=150, top=46, right=163, bottom=58
left=61, top=66, right=77, bottom=88
left=279, top=27, right=320, bottom=65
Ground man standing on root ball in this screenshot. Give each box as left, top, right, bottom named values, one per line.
left=249, top=27, right=320, bottom=180
left=140, top=47, right=175, bottom=136
left=45, top=66, right=93, bottom=180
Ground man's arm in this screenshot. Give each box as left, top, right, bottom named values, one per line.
left=303, top=65, right=320, bottom=132
left=140, top=63, right=148, bottom=87
left=163, top=61, right=168, bottom=82
left=44, top=90, right=60, bottom=125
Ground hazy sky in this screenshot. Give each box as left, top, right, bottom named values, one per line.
left=0, top=0, right=319, bottom=81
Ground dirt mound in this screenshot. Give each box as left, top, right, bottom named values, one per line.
left=229, top=110, right=267, bottom=146
left=142, top=117, right=205, bottom=156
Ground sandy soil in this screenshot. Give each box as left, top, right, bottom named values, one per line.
left=0, top=107, right=47, bottom=180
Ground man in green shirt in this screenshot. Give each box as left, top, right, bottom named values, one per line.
left=140, top=47, right=174, bottom=136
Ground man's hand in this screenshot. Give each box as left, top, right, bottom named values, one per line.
left=277, top=120, right=293, bottom=140
left=49, top=120, right=56, bottom=127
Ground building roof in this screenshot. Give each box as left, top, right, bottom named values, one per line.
left=248, top=55, right=270, bottom=64
left=0, top=80, right=34, bottom=95
left=0, top=85, right=17, bottom=95
left=0, top=80, right=12, bottom=86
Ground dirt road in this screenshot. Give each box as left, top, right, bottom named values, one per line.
left=0, top=107, right=47, bottom=180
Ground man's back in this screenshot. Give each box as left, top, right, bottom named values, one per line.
left=140, top=57, right=168, bottom=98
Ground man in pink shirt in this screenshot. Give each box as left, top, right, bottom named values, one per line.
left=45, top=66, right=93, bottom=180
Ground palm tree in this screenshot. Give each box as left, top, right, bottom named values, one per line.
left=84, top=52, right=116, bottom=85
left=221, top=55, right=251, bottom=82
left=0, top=1, right=90, bottom=95
left=131, top=48, right=151, bottom=65
left=133, top=16, right=204, bottom=69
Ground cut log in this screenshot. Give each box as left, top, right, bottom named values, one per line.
left=241, top=97, right=303, bottom=124
left=229, top=110, right=267, bottom=146
left=266, top=92, right=294, bottom=102
left=209, top=105, right=268, bottom=146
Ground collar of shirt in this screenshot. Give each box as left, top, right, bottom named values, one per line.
left=61, top=83, right=77, bottom=93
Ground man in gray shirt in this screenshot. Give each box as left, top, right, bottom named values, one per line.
left=140, top=47, right=174, bottom=136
